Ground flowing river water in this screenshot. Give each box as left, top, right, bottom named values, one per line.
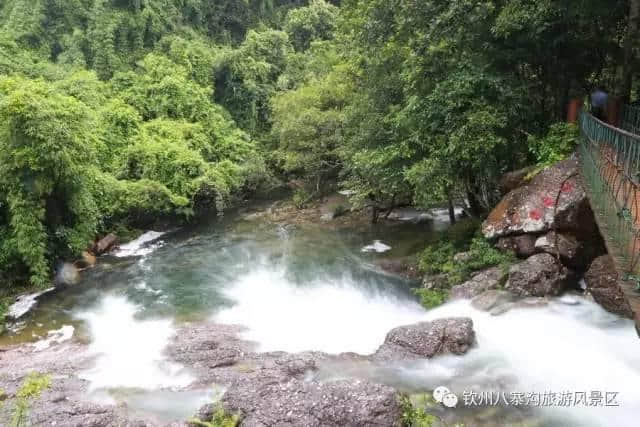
left=1, top=205, right=639, bottom=426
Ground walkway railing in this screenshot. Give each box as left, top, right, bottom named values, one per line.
left=621, top=104, right=640, bottom=135
left=578, top=111, right=640, bottom=279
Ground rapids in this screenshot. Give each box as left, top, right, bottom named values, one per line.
left=1, top=208, right=639, bottom=426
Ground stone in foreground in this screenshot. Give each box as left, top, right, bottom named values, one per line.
left=584, top=255, right=634, bottom=318
left=506, top=253, right=573, bottom=297
left=450, top=267, right=507, bottom=299
left=373, top=318, right=475, bottom=361
left=218, top=379, right=402, bottom=427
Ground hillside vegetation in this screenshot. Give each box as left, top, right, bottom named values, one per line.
left=0, top=0, right=636, bottom=288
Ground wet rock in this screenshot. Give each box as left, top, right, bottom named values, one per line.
left=506, top=253, right=573, bottom=297
left=422, top=274, right=449, bottom=290
left=373, top=318, right=475, bottom=361
left=496, top=235, right=536, bottom=258
left=374, top=258, right=421, bottom=280
left=483, top=158, right=597, bottom=240
left=584, top=255, right=634, bottom=318
left=6, top=288, right=56, bottom=321
left=74, top=251, right=97, bottom=269
left=450, top=267, right=507, bottom=299
left=489, top=297, right=549, bottom=316
left=93, top=233, right=118, bottom=255
left=220, top=379, right=402, bottom=427
left=498, top=166, right=535, bottom=195
left=471, top=290, right=519, bottom=312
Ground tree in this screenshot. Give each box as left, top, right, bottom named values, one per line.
left=284, top=0, right=338, bottom=52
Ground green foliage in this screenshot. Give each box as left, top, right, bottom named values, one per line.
left=399, top=395, right=437, bottom=427
left=528, top=122, right=579, bottom=169
left=284, top=0, right=338, bottom=52
left=189, top=405, right=240, bottom=427
left=292, top=189, right=311, bottom=209
left=413, top=288, right=448, bottom=309
left=418, top=224, right=515, bottom=290
left=11, top=372, right=51, bottom=427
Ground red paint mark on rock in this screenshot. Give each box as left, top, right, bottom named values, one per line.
left=561, top=181, right=573, bottom=193
left=543, top=196, right=554, bottom=208
left=529, top=209, right=542, bottom=221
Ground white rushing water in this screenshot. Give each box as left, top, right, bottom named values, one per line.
left=216, top=267, right=425, bottom=354
left=414, top=299, right=640, bottom=427
left=215, top=266, right=640, bottom=427
left=75, top=295, right=192, bottom=391
left=114, top=231, right=166, bottom=257
left=361, top=240, right=392, bottom=253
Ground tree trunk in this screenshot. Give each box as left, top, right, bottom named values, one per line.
left=622, top=0, right=640, bottom=103
left=466, top=189, right=483, bottom=218
left=447, top=193, right=456, bottom=225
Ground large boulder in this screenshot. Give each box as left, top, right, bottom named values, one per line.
left=498, top=166, right=535, bottom=195
left=373, top=318, right=475, bottom=361
left=483, top=158, right=597, bottom=240
left=506, top=253, right=574, bottom=297
left=584, top=255, right=634, bottom=318
left=218, top=379, right=402, bottom=427
left=450, top=267, right=507, bottom=299
left=496, top=235, right=537, bottom=258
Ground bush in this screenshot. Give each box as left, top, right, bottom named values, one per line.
left=11, top=372, right=51, bottom=427
left=529, top=122, right=579, bottom=170
left=189, top=405, right=240, bottom=427
left=413, top=289, right=448, bottom=309
left=293, top=189, right=311, bottom=209
left=399, top=395, right=437, bottom=427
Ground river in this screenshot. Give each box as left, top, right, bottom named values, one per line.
left=1, top=205, right=639, bottom=426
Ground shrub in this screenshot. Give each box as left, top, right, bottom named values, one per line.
left=529, top=122, right=579, bottom=170
left=11, top=372, right=51, bottom=427
left=399, top=395, right=437, bottom=427
left=413, top=289, right=448, bottom=309
left=293, top=189, right=311, bottom=209
left=189, top=405, right=240, bottom=427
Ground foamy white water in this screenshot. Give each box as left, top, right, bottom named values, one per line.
left=32, top=325, right=74, bottom=351
left=361, top=240, right=392, bottom=253
left=216, top=268, right=425, bottom=354
left=76, top=295, right=192, bottom=390
left=407, top=299, right=640, bottom=427
left=114, top=231, right=166, bottom=257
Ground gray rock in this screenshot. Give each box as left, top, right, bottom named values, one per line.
left=450, top=267, right=507, bottom=299
left=94, top=233, right=118, bottom=255
left=584, top=255, right=634, bottom=318
left=471, top=290, right=519, bottom=312
left=373, top=318, right=475, bottom=361
left=483, top=158, right=597, bottom=239
left=496, top=235, right=537, bottom=258
left=6, top=288, right=56, bottom=321
left=422, top=274, right=449, bottom=290
left=220, top=379, right=402, bottom=427
left=506, top=253, right=573, bottom=297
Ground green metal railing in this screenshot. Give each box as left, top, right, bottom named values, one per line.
left=621, top=104, right=640, bottom=135
left=579, top=111, right=640, bottom=276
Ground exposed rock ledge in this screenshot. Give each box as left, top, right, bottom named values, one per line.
left=0, top=318, right=475, bottom=426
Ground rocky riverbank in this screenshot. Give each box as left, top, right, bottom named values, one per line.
left=0, top=317, right=475, bottom=426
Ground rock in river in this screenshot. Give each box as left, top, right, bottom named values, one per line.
left=217, top=379, right=402, bottom=427
left=506, top=253, right=574, bottom=297
left=450, top=267, right=507, bottom=299
left=373, top=318, right=475, bottom=361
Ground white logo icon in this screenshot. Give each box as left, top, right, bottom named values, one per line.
left=433, top=386, right=458, bottom=408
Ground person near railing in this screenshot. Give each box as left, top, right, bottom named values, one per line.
left=590, top=87, right=609, bottom=121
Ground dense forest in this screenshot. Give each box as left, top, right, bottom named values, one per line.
left=0, top=0, right=637, bottom=289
